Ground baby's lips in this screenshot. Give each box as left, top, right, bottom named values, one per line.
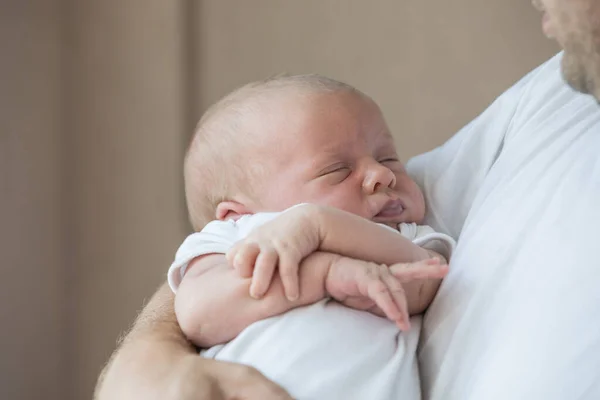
left=374, top=198, right=405, bottom=219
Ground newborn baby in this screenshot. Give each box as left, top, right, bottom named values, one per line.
left=168, top=75, right=455, bottom=400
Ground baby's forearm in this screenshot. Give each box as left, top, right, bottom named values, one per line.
left=306, top=205, right=448, bottom=315
left=175, top=252, right=340, bottom=348
left=310, top=205, right=431, bottom=264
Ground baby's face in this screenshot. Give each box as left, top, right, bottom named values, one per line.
left=246, top=90, right=425, bottom=226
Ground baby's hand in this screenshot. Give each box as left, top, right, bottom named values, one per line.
left=326, top=257, right=448, bottom=331
left=227, top=204, right=321, bottom=301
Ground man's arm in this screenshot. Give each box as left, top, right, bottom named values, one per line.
left=94, top=282, right=293, bottom=400
left=95, top=283, right=192, bottom=399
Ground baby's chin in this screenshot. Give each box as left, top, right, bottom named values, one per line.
left=372, top=213, right=407, bottom=228
left=379, top=220, right=401, bottom=229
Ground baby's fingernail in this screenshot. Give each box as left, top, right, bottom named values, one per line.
left=287, top=294, right=299, bottom=302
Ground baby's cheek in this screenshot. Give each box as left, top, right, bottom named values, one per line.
left=397, top=176, right=425, bottom=219
left=410, top=186, right=426, bottom=221
left=313, top=194, right=363, bottom=216
left=293, top=182, right=368, bottom=216
left=331, top=197, right=371, bottom=219
left=261, top=190, right=305, bottom=211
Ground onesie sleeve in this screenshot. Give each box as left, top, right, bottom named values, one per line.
left=398, top=222, right=456, bottom=261
left=167, top=219, right=241, bottom=292
left=167, top=208, right=296, bottom=292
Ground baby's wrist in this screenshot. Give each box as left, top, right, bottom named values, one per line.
left=299, top=203, right=333, bottom=243
left=285, top=203, right=324, bottom=244
left=323, top=253, right=345, bottom=298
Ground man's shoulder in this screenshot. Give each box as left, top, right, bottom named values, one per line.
left=509, top=52, right=600, bottom=141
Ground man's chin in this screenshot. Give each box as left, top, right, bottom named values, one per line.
left=561, top=52, right=594, bottom=95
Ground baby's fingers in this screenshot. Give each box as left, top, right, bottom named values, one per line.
left=390, top=258, right=448, bottom=283
left=367, top=278, right=405, bottom=328
left=380, top=270, right=411, bottom=330
left=229, top=242, right=260, bottom=278
left=278, top=252, right=301, bottom=301
left=249, top=248, right=279, bottom=299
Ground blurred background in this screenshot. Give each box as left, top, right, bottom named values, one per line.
left=1, top=1, right=557, bottom=399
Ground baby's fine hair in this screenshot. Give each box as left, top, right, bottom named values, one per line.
left=184, top=74, right=363, bottom=230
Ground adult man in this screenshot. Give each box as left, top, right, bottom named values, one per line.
left=95, top=1, right=600, bottom=399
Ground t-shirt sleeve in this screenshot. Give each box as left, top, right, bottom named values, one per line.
left=398, top=223, right=456, bottom=261
left=167, top=219, right=240, bottom=292
left=405, top=57, right=550, bottom=240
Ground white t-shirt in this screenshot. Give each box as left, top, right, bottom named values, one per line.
left=408, top=52, right=600, bottom=400
left=168, top=208, right=455, bottom=400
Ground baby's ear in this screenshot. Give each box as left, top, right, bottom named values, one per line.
left=215, top=201, right=252, bottom=221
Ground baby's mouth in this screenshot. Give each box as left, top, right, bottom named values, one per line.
left=374, top=198, right=405, bottom=221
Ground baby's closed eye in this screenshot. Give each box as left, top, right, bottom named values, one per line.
left=317, top=163, right=352, bottom=183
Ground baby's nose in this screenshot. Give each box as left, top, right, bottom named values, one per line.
left=362, top=164, right=396, bottom=194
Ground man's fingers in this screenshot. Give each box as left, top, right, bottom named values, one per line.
left=390, top=258, right=449, bottom=282
left=217, top=362, right=294, bottom=400
left=250, top=248, right=279, bottom=298
left=231, top=242, right=261, bottom=278
left=237, top=377, right=295, bottom=400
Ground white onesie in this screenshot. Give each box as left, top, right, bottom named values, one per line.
left=168, top=207, right=455, bottom=400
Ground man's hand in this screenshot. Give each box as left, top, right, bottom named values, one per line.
left=165, top=356, right=294, bottom=400
left=227, top=204, right=321, bottom=301
left=326, top=257, right=448, bottom=330
left=98, top=346, right=293, bottom=400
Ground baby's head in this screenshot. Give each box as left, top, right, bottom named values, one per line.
left=185, top=74, right=425, bottom=230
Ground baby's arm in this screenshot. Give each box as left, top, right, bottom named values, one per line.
left=309, top=206, right=449, bottom=315
left=175, top=252, right=332, bottom=348
left=313, top=205, right=445, bottom=264
left=175, top=251, right=445, bottom=347
left=230, top=204, right=448, bottom=313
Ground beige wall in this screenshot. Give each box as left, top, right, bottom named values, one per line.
left=0, top=1, right=66, bottom=399
left=195, top=0, right=558, bottom=159
left=67, top=2, right=188, bottom=399
left=1, top=1, right=557, bottom=399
